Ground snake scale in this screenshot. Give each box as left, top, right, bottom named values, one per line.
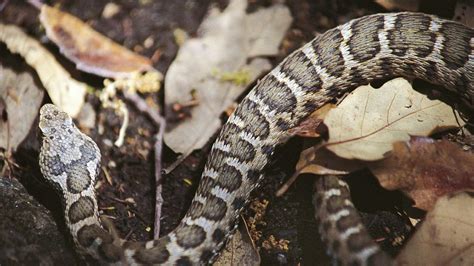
left=39, top=12, right=473, bottom=265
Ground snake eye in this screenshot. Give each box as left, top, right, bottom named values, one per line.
left=49, top=136, right=54, bottom=140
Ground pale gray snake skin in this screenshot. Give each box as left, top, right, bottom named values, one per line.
left=39, top=12, right=473, bottom=265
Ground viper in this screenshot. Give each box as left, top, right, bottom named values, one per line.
left=39, top=12, right=473, bottom=265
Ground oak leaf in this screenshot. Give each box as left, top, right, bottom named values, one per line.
left=369, top=137, right=474, bottom=211
left=324, top=78, right=464, bottom=161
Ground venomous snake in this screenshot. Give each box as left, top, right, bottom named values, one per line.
left=39, top=12, right=473, bottom=265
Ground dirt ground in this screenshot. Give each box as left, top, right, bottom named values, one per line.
left=0, top=0, right=463, bottom=265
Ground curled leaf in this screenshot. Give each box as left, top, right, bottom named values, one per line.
left=38, top=3, right=154, bottom=79
left=0, top=23, right=86, bottom=117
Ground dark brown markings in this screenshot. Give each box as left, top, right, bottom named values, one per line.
left=177, top=256, right=192, bottom=266
left=276, top=118, right=291, bottom=131
left=261, top=145, right=274, bottom=157
left=217, top=164, right=242, bottom=191
left=188, top=194, right=227, bottom=221
left=212, top=228, right=225, bottom=243
left=200, top=165, right=242, bottom=194
left=77, top=224, right=112, bottom=248
left=246, top=170, right=260, bottom=183
left=233, top=98, right=270, bottom=139
left=197, top=176, right=218, bottom=198
left=254, top=75, right=298, bottom=113
left=279, top=49, right=322, bottom=92
left=98, top=243, right=122, bottom=262
left=42, top=154, right=66, bottom=177
left=133, top=236, right=171, bottom=264
left=68, top=196, right=95, bottom=224
left=218, top=122, right=241, bottom=144
left=348, top=14, right=383, bottom=62
left=312, top=27, right=345, bottom=79
left=387, top=13, right=435, bottom=57
left=439, top=21, right=473, bottom=70
left=66, top=141, right=99, bottom=193
left=232, top=197, right=246, bottom=210
left=347, top=67, right=368, bottom=88
left=200, top=249, right=215, bottom=263
left=336, top=210, right=360, bottom=232
left=455, top=73, right=469, bottom=95
left=326, top=194, right=348, bottom=214
left=176, top=225, right=206, bottom=248
left=347, top=232, right=374, bottom=252
left=67, top=164, right=92, bottom=194
left=205, top=149, right=231, bottom=171
left=228, top=138, right=255, bottom=162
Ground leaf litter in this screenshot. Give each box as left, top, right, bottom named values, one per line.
left=0, top=23, right=87, bottom=117
left=0, top=66, right=44, bottom=154
left=164, top=0, right=292, bottom=163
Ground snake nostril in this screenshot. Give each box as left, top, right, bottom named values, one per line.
left=45, top=115, right=52, bottom=120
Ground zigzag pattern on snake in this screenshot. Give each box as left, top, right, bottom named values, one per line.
left=39, top=12, right=473, bottom=265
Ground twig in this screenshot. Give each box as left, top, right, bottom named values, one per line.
left=153, top=119, right=165, bottom=239
left=122, top=91, right=165, bottom=239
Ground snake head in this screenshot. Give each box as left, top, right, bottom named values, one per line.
left=39, top=104, right=76, bottom=139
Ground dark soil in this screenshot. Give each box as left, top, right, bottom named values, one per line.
left=0, top=0, right=463, bottom=265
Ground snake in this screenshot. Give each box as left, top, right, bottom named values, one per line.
left=38, top=12, right=473, bottom=265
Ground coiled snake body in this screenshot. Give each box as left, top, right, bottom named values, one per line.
left=39, top=12, right=473, bottom=265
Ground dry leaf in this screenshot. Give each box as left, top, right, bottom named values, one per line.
left=396, top=192, right=474, bottom=265
left=276, top=147, right=364, bottom=196
left=288, top=103, right=335, bottom=138
left=38, top=3, right=154, bottom=79
left=0, top=66, right=44, bottom=153
left=296, top=147, right=363, bottom=176
left=369, top=137, right=474, bottom=211
left=0, top=23, right=86, bottom=117
left=164, top=0, right=292, bottom=156
left=454, top=0, right=474, bottom=27
left=214, top=217, right=261, bottom=266
left=324, top=78, right=464, bottom=161
left=375, top=0, right=420, bottom=11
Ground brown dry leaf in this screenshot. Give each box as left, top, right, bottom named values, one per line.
left=276, top=147, right=364, bottom=196
left=324, top=78, right=464, bottom=161
left=375, top=0, right=420, bottom=11
left=0, top=23, right=86, bottom=117
left=454, top=0, right=474, bottom=27
left=296, top=147, right=363, bottom=176
left=0, top=66, right=44, bottom=153
left=396, top=192, right=474, bottom=265
left=288, top=103, right=335, bottom=138
left=214, top=217, right=261, bottom=266
left=369, top=137, right=474, bottom=211
left=164, top=0, right=292, bottom=157
left=38, top=3, right=153, bottom=79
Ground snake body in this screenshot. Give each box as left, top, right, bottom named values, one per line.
left=39, top=12, right=473, bottom=265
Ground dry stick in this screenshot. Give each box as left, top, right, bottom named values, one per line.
left=123, top=91, right=165, bottom=239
